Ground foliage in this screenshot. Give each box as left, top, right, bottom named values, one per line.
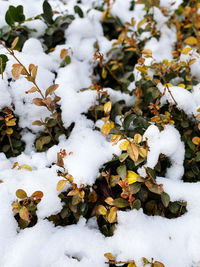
left=0, top=107, right=25, bottom=157
left=12, top=189, right=43, bottom=229
left=104, top=253, right=165, bottom=267
left=0, top=1, right=74, bottom=51
left=0, top=0, right=199, bottom=264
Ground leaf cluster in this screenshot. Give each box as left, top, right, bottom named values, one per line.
left=12, top=189, right=43, bottom=229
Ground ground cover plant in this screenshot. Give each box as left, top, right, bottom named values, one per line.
left=0, top=0, right=200, bottom=266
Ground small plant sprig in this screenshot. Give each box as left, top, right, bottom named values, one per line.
left=0, top=38, right=65, bottom=147
left=12, top=189, right=43, bottom=229
left=101, top=100, right=148, bottom=165
left=0, top=107, right=16, bottom=155
left=56, top=149, right=74, bottom=191
left=104, top=253, right=165, bottom=267
left=56, top=149, right=87, bottom=203
left=0, top=107, right=25, bottom=157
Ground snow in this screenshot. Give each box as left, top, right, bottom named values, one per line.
left=139, top=125, right=185, bottom=180
left=0, top=0, right=200, bottom=267
left=157, top=83, right=200, bottom=116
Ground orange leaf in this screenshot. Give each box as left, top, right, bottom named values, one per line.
left=12, top=64, right=23, bottom=80
left=19, top=206, right=30, bottom=222
left=25, top=87, right=37, bottom=94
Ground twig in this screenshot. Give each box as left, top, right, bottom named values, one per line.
left=105, top=63, right=128, bottom=91
left=0, top=40, right=65, bottom=134
left=160, top=66, right=178, bottom=106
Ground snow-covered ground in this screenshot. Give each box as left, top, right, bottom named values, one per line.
left=0, top=0, right=200, bottom=266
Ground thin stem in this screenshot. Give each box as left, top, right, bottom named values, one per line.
left=7, top=134, right=14, bottom=156
left=159, top=66, right=178, bottom=106
left=113, top=126, right=130, bottom=142
left=105, top=63, right=128, bottom=91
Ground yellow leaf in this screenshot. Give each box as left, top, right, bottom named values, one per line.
left=102, top=122, right=114, bottom=137
left=165, top=83, right=173, bottom=87
left=104, top=101, right=112, bottom=115
left=142, top=49, right=152, bottom=55
left=128, top=263, right=137, bottom=267
left=104, top=253, right=115, bottom=261
left=101, top=10, right=107, bottom=20
left=127, top=143, right=139, bottom=162
left=12, top=162, right=19, bottom=169
left=124, top=47, right=137, bottom=52
left=16, top=189, right=27, bottom=199
left=192, top=136, right=200, bottom=145
left=138, top=147, right=147, bottom=158
left=104, top=197, right=114, bottom=206
left=181, top=47, right=192, bottom=55
left=188, top=58, right=196, bottom=65
left=184, top=36, right=198, bottom=45
left=136, top=66, right=148, bottom=75
left=110, top=134, right=121, bottom=144
left=102, top=67, right=107, bottom=79
left=107, top=207, right=118, bottom=223
left=5, top=118, right=16, bottom=126
left=11, top=36, right=19, bottom=50
left=97, top=205, right=107, bottom=215
left=56, top=180, right=67, bottom=191
left=5, top=128, right=13, bottom=135
left=137, top=18, right=147, bottom=29
left=178, top=83, right=185, bottom=88
left=127, top=170, right=138, bottom=184
left=134, top=133, right=142, bottom=144
left=18, top=164, right=32, bottom=171
left=65, top=174, right=74, bottom=183
left=153, top=261, right=165, bottom=267
left=78, top=190, right=85, bottom=199
left=111, top=64, right=120, bottom=71
left=119, top=140, right=129, bottom=150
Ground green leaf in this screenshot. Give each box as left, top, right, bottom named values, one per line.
left=161, top=192, right=170, bottom=208
left=114, top=198, right=129, bottom=208
left=168, top=202, right=179, bottom=214
left=146, top=167, right=156, bottom=179
left=116, top=165, right=127, bottom=180
left=15, top=5, right=25, bottom=23
left=5, top=6, right=15, bottom=26
left=0, top=55, right=8, bottom=74
left=5, top=5, right=25, bottom=26
left=130, top=183, right=141, bottom=194
left=74, top=5, right=84, bottom=18
left=64, top=55, right=71, bottom=65
left=196, top=151, right=200, bottom=162
left=132, top=199, right=141, bottom=210
left=42, top=0, right=54, bottom=24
